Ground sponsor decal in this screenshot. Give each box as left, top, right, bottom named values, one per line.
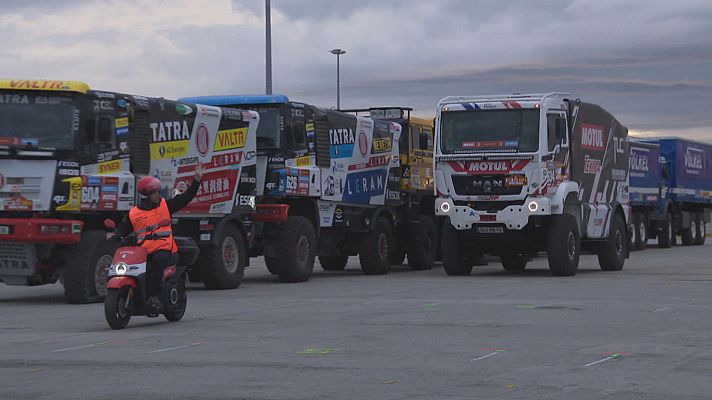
left=98, top=159, right=122, bottom=174
left=684, top=147, right=703, bottom=174
left=196, top=123, right=209, bottom=156
left=583, top=155, right=602, bottom=174
left=1, top=79, right=76, bottom=91
left=504, top=175, right=528, bottom=187
left=386, top=189, right=401, bottom=201
left=0, top=95, right=29, bottom=104
left=358, top=131, right=368, bottom=156
left=462, top=141, right=516, bottom=149
left=150, top=140, right=189, bottom=160
left=612, top=168, right=627, bottom=181
left=295, top=155, right=312, bottom=167
left=214, top=127, right=248, bottom=151
left=580, top=124, right=605, bottom=151
left=175, top=103, right=193, bottom=116
left=97, top=150, right=119, bottom=163
left=115, top=117, right=129, bottom=136
left=3, top=196, right=33, bottom=210
left=150, top=120, right=191, bottom=142
left=348, top=155, right=391, bottom=171
left=245, top=151, right=256, bottom=161
left=448, top=159, right=529, bottom=175
left=343, top=169, right=387, bottom=203
left=372, top=138, right=392, bottom=153
left=630, top=151, right=649, bottom=172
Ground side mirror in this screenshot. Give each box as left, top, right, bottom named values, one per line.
left=555, top=118, right=567, bottom=141
left=104, top=219, right=116, bottom=229
left=661, top=164, right=670, bottom=179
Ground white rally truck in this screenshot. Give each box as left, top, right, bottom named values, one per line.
left=434, top=93, right=630, bottom=276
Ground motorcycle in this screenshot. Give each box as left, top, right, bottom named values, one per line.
left=103, top=218, right=199, bottom=329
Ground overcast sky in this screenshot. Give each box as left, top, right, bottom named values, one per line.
left=2, top=0, right=712, bottom=141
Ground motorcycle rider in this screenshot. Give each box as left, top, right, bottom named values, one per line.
left=108, top=163, right=204, bottom=315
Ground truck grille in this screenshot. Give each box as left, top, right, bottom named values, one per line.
left=451, top=175, right=523, bottom=196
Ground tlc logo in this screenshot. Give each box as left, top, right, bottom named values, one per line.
left=613, top=137, right=626, bottom=163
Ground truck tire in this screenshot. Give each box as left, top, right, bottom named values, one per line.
left=407, top=215, right=436, bottom=271
left=659, top=211, right=675, bottom=248
left=391, top=247, right=407, bottom=266
left=63, top=230, right=118, bottom=304
left=359, top=217, right=393, bottom=275
left=598, top=214, right=627, bottom=271
left=629, top=213, right=638, bottom=251
left=695, top=213, right=706, bottom=245
left=441, top=220, right=474, bottom=276
left=276, top=216, right=317, bottom=283
left=547, top=215, right=580, bottom=276
left=319, top=255, right=348, bottom=271
left=265, top=257, right=279, bottom=275
left=199, top=224, right=246, bottom=289
left=682, top=217, right=696, bottom=246
left=636, top=213, right=648, bottom=251
left=500, top=253, right=527, bottom=272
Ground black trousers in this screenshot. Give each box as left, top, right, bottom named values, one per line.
left=147, top=250, right=178, bottom=298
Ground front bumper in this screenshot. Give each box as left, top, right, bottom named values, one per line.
left=435, top=197, right=551, bottom=231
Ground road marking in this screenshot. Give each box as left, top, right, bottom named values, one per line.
left=381, top=380, right=397, bottom=384
left=470, top=349, right=508, bottom=361
left=53, top=342, right=109, bottom=353
left=653, top=307, right=670, bottom=313
left=585, top=353, right=622, bottom=367
left=297, top=348, right=341, bottom=355
left=149, top=342, right=200, bottom=353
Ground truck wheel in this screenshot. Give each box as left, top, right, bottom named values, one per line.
left=276, top=216, right=317, bottom=283
left=407, top=215, right=436, bottom=271
left=63, top=230, right=118, bottom=304
left=637, top=213, right=648, bottom=250
left=547, top=215, right=580, bottom=276
left=199, top=224, right=246, bottom=289
left=441, top=219, right=474, bottom=276
left=658, top=211, right=675, bottom=248
left=359, top=217, right=393, bottom=275
left=629, top=213, right=638, bottom=251
left=319, top=255, right=348, bottom=271
left=104, top=287, right=132, bottom=330
left=500, top=253, right=527, bottom=272
left=265, top=257, right=280, bottom=275
left=598, top=214, right=627, bottom=271
left=682, top=216, right=697, bottom=246
left=695, top=213, right=706, bottom=245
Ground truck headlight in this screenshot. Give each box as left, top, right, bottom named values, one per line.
left=527, top=201, right=539, bottom=212
left=440, top=202, right=451, bottom=213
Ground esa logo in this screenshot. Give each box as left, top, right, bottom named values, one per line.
left=53, top=195, right=67, bottom=204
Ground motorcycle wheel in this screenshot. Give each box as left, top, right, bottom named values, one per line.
left=105, top=287, right=132, bottom=330
left=164, top=280, right=187, bottom=322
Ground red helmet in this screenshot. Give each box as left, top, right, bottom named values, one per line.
left=137, top=176, right=161, bottom=196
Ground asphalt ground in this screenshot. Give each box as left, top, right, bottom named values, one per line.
left=1, top=241, right=712, bottom=400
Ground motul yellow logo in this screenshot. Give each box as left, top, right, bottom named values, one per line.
left=214, top=128, right=248, bottom=151
left=372, top=138, right=392, bottom=153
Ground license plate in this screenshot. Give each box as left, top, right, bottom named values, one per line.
left=0, top=226, right=9, bottom=235
left=477, top=226, right=504, bottom=234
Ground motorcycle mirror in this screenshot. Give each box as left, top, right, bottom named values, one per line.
left=158, top=219, right=172, bottom=227
left=104, top=219, right=116, bottom=229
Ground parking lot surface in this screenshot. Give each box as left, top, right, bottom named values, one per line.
left=2, top=243, right=712, bottom=399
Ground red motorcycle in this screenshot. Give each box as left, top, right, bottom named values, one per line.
left=103, top=219, right=199, bottom=329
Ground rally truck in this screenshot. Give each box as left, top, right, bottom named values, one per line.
left=0, top=79, right=259, bottom=303
left=340, top=107, right=438, bottom=268
left=629, top=138, right=711, bottom=250
left=433, top=93, right=630, bottom=276
left=179, top=94, right=437, bottom=282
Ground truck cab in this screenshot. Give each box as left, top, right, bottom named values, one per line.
left=433, top=93, right=630, bottom=276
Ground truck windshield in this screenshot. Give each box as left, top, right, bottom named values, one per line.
left=440, top=109, right=539, bottom=153
left=255, top=108, right=281, bottom=148
left=0, top=101, right=76, bottom=150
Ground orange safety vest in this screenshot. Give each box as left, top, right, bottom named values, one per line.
left=128, top=199, right=177, bottom=254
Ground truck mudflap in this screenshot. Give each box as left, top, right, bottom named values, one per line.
left=0, top=218, right=83, bottom=244
left=435, top=197, right=551, bottom=231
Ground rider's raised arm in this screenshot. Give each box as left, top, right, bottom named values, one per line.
left=167, top=177, right=200, bottom=214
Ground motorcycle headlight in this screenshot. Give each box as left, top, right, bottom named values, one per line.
left=115, top=262, right=128, bottom=275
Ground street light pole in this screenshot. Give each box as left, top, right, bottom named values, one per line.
left=330, top=48, right=346, bottom=109
left=265, top=0, right=272, bottom=94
